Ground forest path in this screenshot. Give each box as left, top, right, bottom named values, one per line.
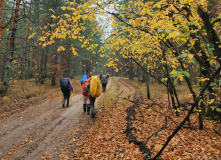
left=0, top=80, right=111, bottom=160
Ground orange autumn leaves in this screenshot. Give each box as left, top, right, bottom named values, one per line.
left=65, top=78, right=221, bottom=159
left=134, top=99, right=221, bottom=159
left=72, top=98, right=221, bottom=159
left=74, top=104, right=144, bottom=159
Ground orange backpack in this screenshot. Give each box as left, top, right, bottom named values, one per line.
left=82, top=79, right=90, bottom=96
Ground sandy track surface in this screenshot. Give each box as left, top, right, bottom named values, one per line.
left=0, top=80, right=111, bottom=160
left=0, top=94, right=87, bottom=160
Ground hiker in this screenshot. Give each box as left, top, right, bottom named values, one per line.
left=80, top=74, right=87, bottom=85
left=106, top=72, right=110, bottom=81
left=84, top=78, right=93, bottom=115
left=60, top=78, right=73, bottom=108
left=101, top=75, right=108, bottom=92
left=84, top=76, right=102, bottom=118
left=87, top=74, right=91, bottom=79
left=100, top=74, right=102, bottom=80
left=81, top=77, right=90, bottom=114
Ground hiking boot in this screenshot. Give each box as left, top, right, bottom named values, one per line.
left=87, top=104, right=90, bottom=115
left=83, top=104, right=86, bottom=112
left=63, top=104, right=65, bottom=108
left=91, top=105, right=96, bottom=118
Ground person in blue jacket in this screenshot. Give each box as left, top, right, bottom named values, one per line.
left=60, top=78, right=73, bottom=108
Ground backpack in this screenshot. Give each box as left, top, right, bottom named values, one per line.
left=60, top=78, right=71, bottom=93
left=82, top=79, right=90, bottom=96
left=90, top=76, right=102, bottom=98
left=101, top=75, right=107, bottom=84
left=80, top=74, right=87, bottom=84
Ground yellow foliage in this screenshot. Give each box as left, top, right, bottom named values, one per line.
left=208, top=99, right=215, bottom=105
left=178, top=75, right=184, bottom=81
left=71, top=47, right=78, bottom=56
left=188, top=54, right=194, bottom=59
left=169, top=31, right=179, bottom=38
left=42, top=43, right=46, bottom=48
left=200, top=77, right=209, bottom=82
left=38, top=36, right=47, bottom=42
left=51, top=15, right=56, bottom=19
left=61, top=6, right=66, bottom=10
left=28, top=33, right=37, bottom=39
left=57, top=46, right=65, bottom=52
left=35, top=0, right=216, bottom=83
left=100, top=54, right=105, bottom=58
left=171, top=70, right=178, bottom=75
left=190, top=40, right=195, bottom=46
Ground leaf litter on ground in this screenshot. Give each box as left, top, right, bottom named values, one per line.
left=65, top=78, right=221, bottom=160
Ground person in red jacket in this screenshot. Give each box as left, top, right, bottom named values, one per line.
left=106, top=72, right=110, bottom=82
left=84, top=78, right=96, bottom=118
left=82, top=78, right=91, bottom=114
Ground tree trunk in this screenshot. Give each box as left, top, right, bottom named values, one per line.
left=86, top=59, right=91, bottom=75
left=51, top=49, right=58, bottom=86
left=146, top=71, right=150, bottom=99
left=26, top=0, right=32, bottom=80
left=51, top=34, right=58, bottom=86
left=197, top=6, right=221, bottom=64
left=1, top=0, right=21, bottom=96
left=166, top=39, right=203, bottom=128
left=40, top=1, right=49, bottom=84
left=129, top=59, right=134, bottom=80
left=1, top=33, right=9, bottom=82
left=161, top=50, right=179, bottom=111
left=0, top=0, right=5, bottom=51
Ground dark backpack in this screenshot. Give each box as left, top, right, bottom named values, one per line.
left=101, top=75, right=107, bottom=84
left=60, top=78, right=71, bottom=93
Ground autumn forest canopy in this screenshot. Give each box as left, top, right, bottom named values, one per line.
left=1, top=0, right=221, bottom=159
left=1, top=0, right=221, bottom=117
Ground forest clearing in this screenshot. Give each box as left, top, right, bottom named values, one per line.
left=1, top=0, right=221, bottom=159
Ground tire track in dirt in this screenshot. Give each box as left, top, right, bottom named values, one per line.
left=118, top=78, right=134, bottom=91
left=125, top=91, right=150, bottom=157
left=115, top=78, right=150, bottom=156
left=112, top=77, right=135, bottom=98
left=0, top=100, right=65, bottom=138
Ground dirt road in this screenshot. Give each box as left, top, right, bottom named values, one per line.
left=0, top=81, right=110, bottom=160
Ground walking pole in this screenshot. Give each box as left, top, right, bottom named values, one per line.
left=70, top=90, right=72, bottom=106
left=71, top=89, right=73, bottom=106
